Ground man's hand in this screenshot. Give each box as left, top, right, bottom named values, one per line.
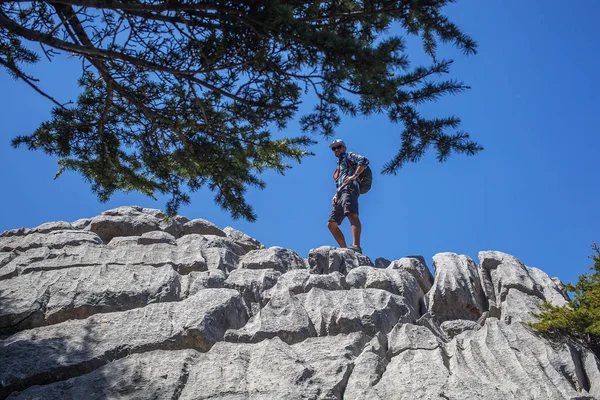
left=332, top=195, right=337, bottom=206
left=343, top=175, right=359, bottom=184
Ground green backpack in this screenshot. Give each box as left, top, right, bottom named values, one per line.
left=333, top=155, right=373, bottom=194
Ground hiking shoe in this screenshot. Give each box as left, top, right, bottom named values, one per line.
left=349, top=245, right=362, bottom=254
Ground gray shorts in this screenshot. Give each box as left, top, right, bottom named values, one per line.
left=328, top=185, right=359, bottom=224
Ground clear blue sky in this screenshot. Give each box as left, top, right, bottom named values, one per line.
left=1, top=1, right=598, bottom=286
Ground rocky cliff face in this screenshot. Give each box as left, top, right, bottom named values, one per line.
left=0, top=206, right=598, bottom=399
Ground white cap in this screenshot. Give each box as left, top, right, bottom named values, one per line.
left=329, top=139, right=346, bottom=149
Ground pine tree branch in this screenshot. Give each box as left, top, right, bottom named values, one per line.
left=3, top=0, right=480, bottom=220
left=0, top=57, right=69, bottom=110
left=52, top=4, right=185, bottom=140
left=0, top=10, right=289, bottom=111
left=10, top=0, right=248, bottom=15
left=97, top=80, right=113, bottom=154
left=297, top=6, right=409, bottom=23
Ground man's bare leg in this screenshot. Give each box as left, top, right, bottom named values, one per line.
left=347, top=213, right=361, bottom=247
left=328, top=221, right=347, bottom=248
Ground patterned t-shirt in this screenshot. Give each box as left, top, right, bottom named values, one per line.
left=335, top=151, right=370, bottom=191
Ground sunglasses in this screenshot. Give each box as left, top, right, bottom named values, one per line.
left=331, top=145, right=343, bottom=151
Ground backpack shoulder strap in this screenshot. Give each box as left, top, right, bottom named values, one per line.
left=345, top=153, right=357, bottom=174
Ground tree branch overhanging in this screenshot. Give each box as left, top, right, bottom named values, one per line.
left=2, top=0, right=481, bottom=220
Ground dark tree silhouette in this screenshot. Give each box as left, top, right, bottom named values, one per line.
left=1, top=0, right=482, bottom=220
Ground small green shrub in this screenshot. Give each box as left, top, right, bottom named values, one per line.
left=529, top=243, right=600, bottom=358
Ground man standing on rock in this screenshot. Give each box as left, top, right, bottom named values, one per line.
left=327, top=139, right=369, bottom=254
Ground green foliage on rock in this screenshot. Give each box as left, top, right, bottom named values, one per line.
left=1, top=1, right=482, bottom=220
left=530, top=244, right=600, bottom=357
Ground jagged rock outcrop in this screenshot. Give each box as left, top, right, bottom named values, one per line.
left=0, top=206, right=598, bottom=399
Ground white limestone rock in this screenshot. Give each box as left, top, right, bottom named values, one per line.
left=308, top=246, right=373, bottom=275
left=308, top=245, right=337, bottom=274
left=0, top=263, right=181, bottom=333
left=70, top=218, right=91, bottom=230
left=0, top=230, right=102, bottom=253
left=8, top=349, right=200, bottom=400
left=298, top=288, right=416, bottom=337
left=344, top=333, right=389, bottom=399
left=388, top=255, right=434, bottom=294
left=270, top=269, right=311, bottom=294
left=224, top=289, right=316, bottom=344
left=239, top=246, right=306, bottom=273
left=440, top=319, right=481, bottom=338
left=346, top=266, right=425, bottom=315
left=349, top=318, right=600, bottom=399
left=223, top=226, right=265, bottom=253
left=181, top=218, right=226, bottom=237
left=387, top=323, right=439, bottom=358
left=158, top=214, right=190, bottom=238
left=86, top=206, right=160, bottom=243
left=137, top=230, right=176, bottom=245
left=180, top=333, right=369, bottom=400
left=1, top=208, right=599, bottom=399
left=224, top=268, right=281, bottom=309
left=361, top=343, right=450, bottom=399
left=1, top=236, right=207, bottom=278
left=442, top=319, right=596, bottom=399
left=375, top=257, right=391, bottom=268
left=306, top=271, right=347, bottom=292
left=269, top=269, right=347, bottom=296
left=0, top=251, right=16, bottom=268
left=200, top=247, right=239, bottom=273
left=0, top=289, right=248, bottom=397
left=30, top=221, right=73, bottom=234
left=426, top=252, right=487, bottom=323
left=527, top=265, right=570, bottom=306
left=0, top=228, right=28, bottom=238
left=478, top=251, right=566, bottom=324
left=176, top=234, right=243, bottom=272
left=181, top=270, right=226, bottom=298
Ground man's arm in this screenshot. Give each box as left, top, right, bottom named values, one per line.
left=348, top=152, right=370, bottom=167
left=354, top=164, right=367, bottom=176
left=343, top=164, right=366, bottom=184
left=344, top=152, right=369, bottom=183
